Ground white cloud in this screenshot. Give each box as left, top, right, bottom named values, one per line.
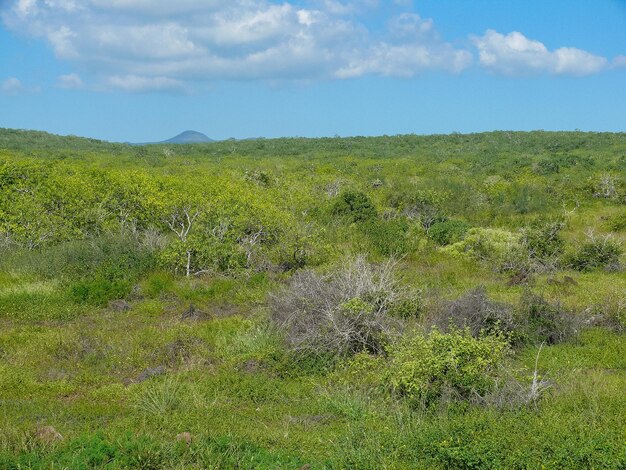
left=2, top=2, right=617, bottom=91
left=472, top=30, right=609, bottom=76
left=1, top=76, right=40, bottom=94
left=57, top=73, right=84, bottom=89
left=0, top=0, right=470, bottom=91
left=311, top=0, right=379, bottom=16
left=105, top=75, right=186, bottom=93
left=336, top=13, right=471, bottom=78
left=1, top=77, right=25, bottom=94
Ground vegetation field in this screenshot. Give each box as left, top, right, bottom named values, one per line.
left=0, top=128, right=625, bottom=468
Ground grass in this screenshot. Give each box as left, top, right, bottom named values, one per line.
left=0, top=270, right=624, bottom=468
left=0, top=254, right=624, bottom=469
left=0, top=254, right=624, bottom=468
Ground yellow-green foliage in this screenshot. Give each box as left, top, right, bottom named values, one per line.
left=442, top=227, right=524, bottom=271
left=387, top=329, right=510, bottom=404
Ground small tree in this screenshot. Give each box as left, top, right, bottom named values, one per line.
left=164, top=205, right=199, bottom=277
left=404, top=189, right=449, bottom=231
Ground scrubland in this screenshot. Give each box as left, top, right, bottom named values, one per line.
left=0, top=129, right=625, bottom=468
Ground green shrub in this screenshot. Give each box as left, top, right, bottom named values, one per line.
left=402, top=189, right=449, bottom=230
left=428, top=220, right=470, bottom=246
left=387, top=295, right=422, bottom=319
left=535, top=159, right=560, bottom=175
left=443, top=227, right=527, bottom=273
left=387, top=329, right=510, bottom=406
left=361, top=218, right=410, bottom=256
left=140, top=271, right=175, bottom=298
left=565, top=234, right=622, bottom=271
left=68, top=241, right=156, bottom=305
left=520, top=219, right=565, bottom=264
left=508, top=184, right=549, bottom=214
left=69, top=275, right=133, bottom=306
left=332, top=190, right=377, bottom=223
left=606, top=212, right=626, bottom=232
left=2, top=233, right=154, bottom=279
left=159, top=236, right=247, bottom=276
left=244, top=169, right=273, bottom=186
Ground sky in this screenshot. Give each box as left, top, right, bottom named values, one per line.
left=0, top=0, right=625, bottom=142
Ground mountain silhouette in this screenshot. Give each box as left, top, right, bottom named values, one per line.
left=161, top=131, right=213, bottom=144
left=130, top=130, right=214, bottom=145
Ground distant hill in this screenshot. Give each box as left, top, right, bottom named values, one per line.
left=161, top=131, right=213, bottom=144
left=129, top=130, right=214, bottom=146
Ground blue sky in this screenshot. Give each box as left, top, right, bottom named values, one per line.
left=1, top=0, right=625, bottom=142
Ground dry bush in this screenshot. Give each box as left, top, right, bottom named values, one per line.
left=604, top=292, right=626, bottom=332
left=270, top=255, right=405, bottom=356
left=426, top=287, right=515, bottom=338
left=476, top=367, right=553, bottom=410
left=426, top=287, right=579, bottom=346
left=585, top=290, right=626, bottom=332
left=517, top=291, right=579, bottom=345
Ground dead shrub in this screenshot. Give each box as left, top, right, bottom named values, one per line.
left=585, top=290, right=626, bottom=332
left=426, top=287, right=579, bottom=346
left=270, top=255, right=406, bottom=356
left=153, top=336, right=205, bottom=367
left=516, top=291, right=579, bottom=345
left=427, top=287, right=516, bottom=338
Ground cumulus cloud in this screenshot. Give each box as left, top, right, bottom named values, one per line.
left=57, top=73, right=84, bottom=89
left=0, top=0, right=471, bottom=91
left=105, top=75, right=186, bottom=93
left=472, top=30, right=609, bottom=76
left=336, top=14, right=471, bottom=78
left=311, top=0, right=379, bottom=16
left=1, top=76, right=40, bottom=94
left=1, top=77, right=25, bottom=94
left=0, top=77, right=26, bottom=95
left=2, top=2, right=619, bottom=92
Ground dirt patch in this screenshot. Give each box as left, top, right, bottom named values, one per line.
left=108, top=299, right=131, bottom=312
left=136, top=365, right=166, bottom=382
left=181, top=303, right=210, bottom=321
left=210, top=304, right=240, bottom=318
